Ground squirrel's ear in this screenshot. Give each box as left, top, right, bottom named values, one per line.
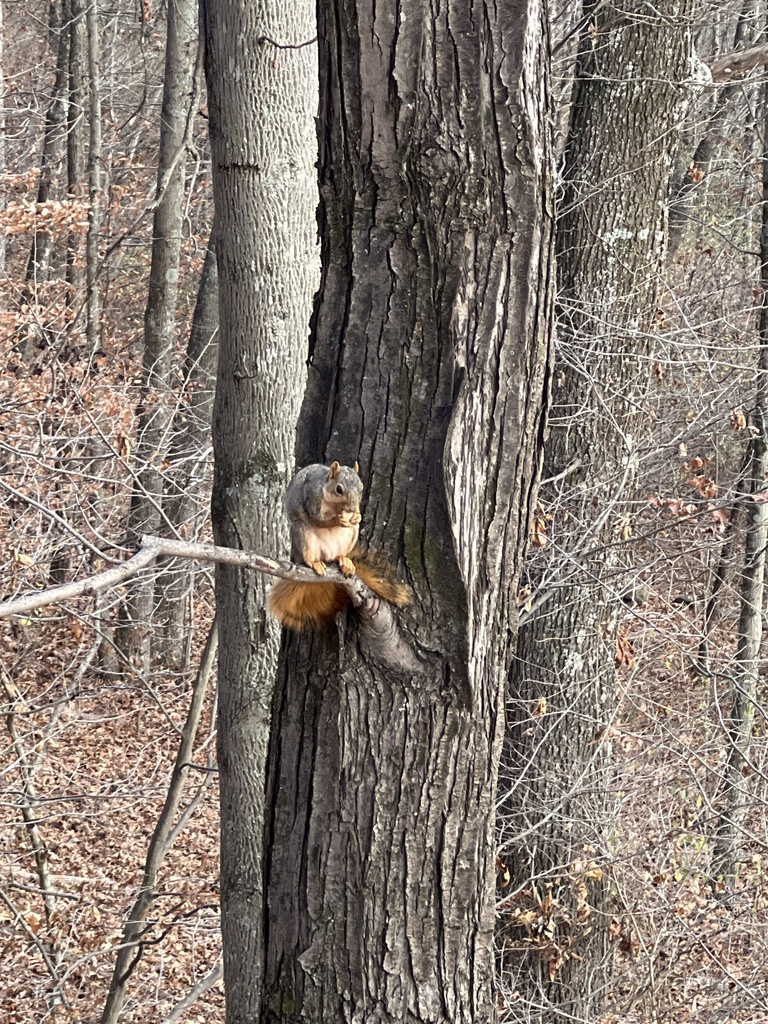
left=328, top=461, right=341, bottom=479
left=353, top=461, right=359, bottom=474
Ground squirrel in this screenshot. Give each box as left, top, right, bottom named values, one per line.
left=266, top=460, right=411, bottom=631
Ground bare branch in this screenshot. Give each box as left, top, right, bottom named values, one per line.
left=162, top=963, right=223, bottom=1024
left=257, top=33, right=317, bottom=50
left=708, top=42, right=768, bottom=83
left=0, top=545, right=160, bottom=618
left=0, top=535, right=351, bottom=619
left=0, top=887, right=63, bottom=989
left=0, top=477, right=123, bottom=563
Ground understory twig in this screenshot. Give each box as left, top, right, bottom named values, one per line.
left=0, top=667, right=56, bottom=926
left=99, top=617, right=219, bottom=1024
left=162, top=963, right=223, bottom=1024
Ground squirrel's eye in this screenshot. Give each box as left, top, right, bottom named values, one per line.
left=336, top=485, right=344, bottom=495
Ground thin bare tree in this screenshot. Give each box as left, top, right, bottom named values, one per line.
left=202, top=0, right=320, bottom=1018
left=121, top=0, right=201, bottom=670
left=711, top=69, right=768, bottom=889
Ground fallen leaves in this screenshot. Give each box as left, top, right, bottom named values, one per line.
left=615, top=627, right=636, bottom=669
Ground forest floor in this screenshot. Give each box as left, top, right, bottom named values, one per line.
left=1, top=583, right=222, bottom=1024
left=607, top=592, right=768, bottom=1024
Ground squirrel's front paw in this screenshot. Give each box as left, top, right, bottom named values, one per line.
left=338, top=510, right=361, bottom=528
left=337, top=556, right=356, bottom=577
left=310, top=560, right=327, bottom=576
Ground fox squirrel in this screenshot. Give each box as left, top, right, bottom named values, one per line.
left=266, top=460, right=411, bottom=630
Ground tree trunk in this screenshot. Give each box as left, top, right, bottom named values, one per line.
left=85, top=0, right=103, bottom=360
left=202, top=1, right=320, bottom=1021
left=65, top=0, right=87, bottom=326
left=668, top=0, right=759, bottom=257
left=121, top=0, right=200, bottom=670
left=25, top=0, right=68, bottom=287
left=260, top=3, right=554, bottom=1023
left=710, top=71, right=768, bottom=890
left=0, top=0, right=6, bottom=277
left=158, top=227, right=219, bottom=670
left=500, top=4, right=692, bottom=1020
left=19, top=0, right=68, bottom=362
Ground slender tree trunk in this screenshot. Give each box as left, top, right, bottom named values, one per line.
left=19, top=0, right=68, bottom=363
left=65, top=0, right=87, bottom=328
left=668, top=0, right=759, bottom=257
left=499, top=4, right=692, bottom=1020
left=202, top=1, right=320, bottom=1020
left=0, top=1, right=6, bottom=277
left=121, top=0, right=200, bottom=670
left=259, top=3, right=554, bottom=1023
left=158, top=227, right=219, bottom=670
left=26, top=0, right=68, bottom=286
left=710, top=73, right=768, bottom=889
left=85, top=0, right=103, bottom=360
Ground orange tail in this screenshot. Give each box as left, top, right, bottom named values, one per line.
left=266, top=579, right=349, bottom=631
left=267, top=548, right=411, bottom=631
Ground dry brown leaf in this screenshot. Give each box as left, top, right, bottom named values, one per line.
left=531, top=696, right=547, bottom=721
left=730, top=408, right=747, bottom=431
left=531, top=517, right=548, bottom=549
left=687, top=475, right=718, bottom=499
left=615, top=629, right=636, bottom=670
left=11, top=548, right=34, bottom=567
left=687, top=161, right=705, bottom=183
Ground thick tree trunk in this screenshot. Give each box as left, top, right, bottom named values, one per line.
left=202, top=2, right=319, bottom=1021
left=500, top=4, right=692, bottom=1020
left=711, top=72, right=768, bottom=889
left=121, top=0, right=199, bottom=670
left=260, top=3, right=554, bottom=1023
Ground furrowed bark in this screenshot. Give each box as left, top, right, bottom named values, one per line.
left=711, top=68, right=768, bottom=889
left=500, top=4, right=693, bottom=1019
left=261, top=2, right=555, bottom=1022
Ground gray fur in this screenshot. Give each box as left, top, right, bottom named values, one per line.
left=283, top=462, right=363, bottom=564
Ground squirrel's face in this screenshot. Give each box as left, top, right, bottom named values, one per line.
left=325, top=462, right=363, bottom=513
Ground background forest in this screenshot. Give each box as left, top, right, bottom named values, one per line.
left=2, top=1, right=768, bottom=1023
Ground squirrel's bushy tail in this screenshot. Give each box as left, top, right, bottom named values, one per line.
left=267, top=547, right=411, bottom=631
left=266, top=579, right=349, bottom=631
